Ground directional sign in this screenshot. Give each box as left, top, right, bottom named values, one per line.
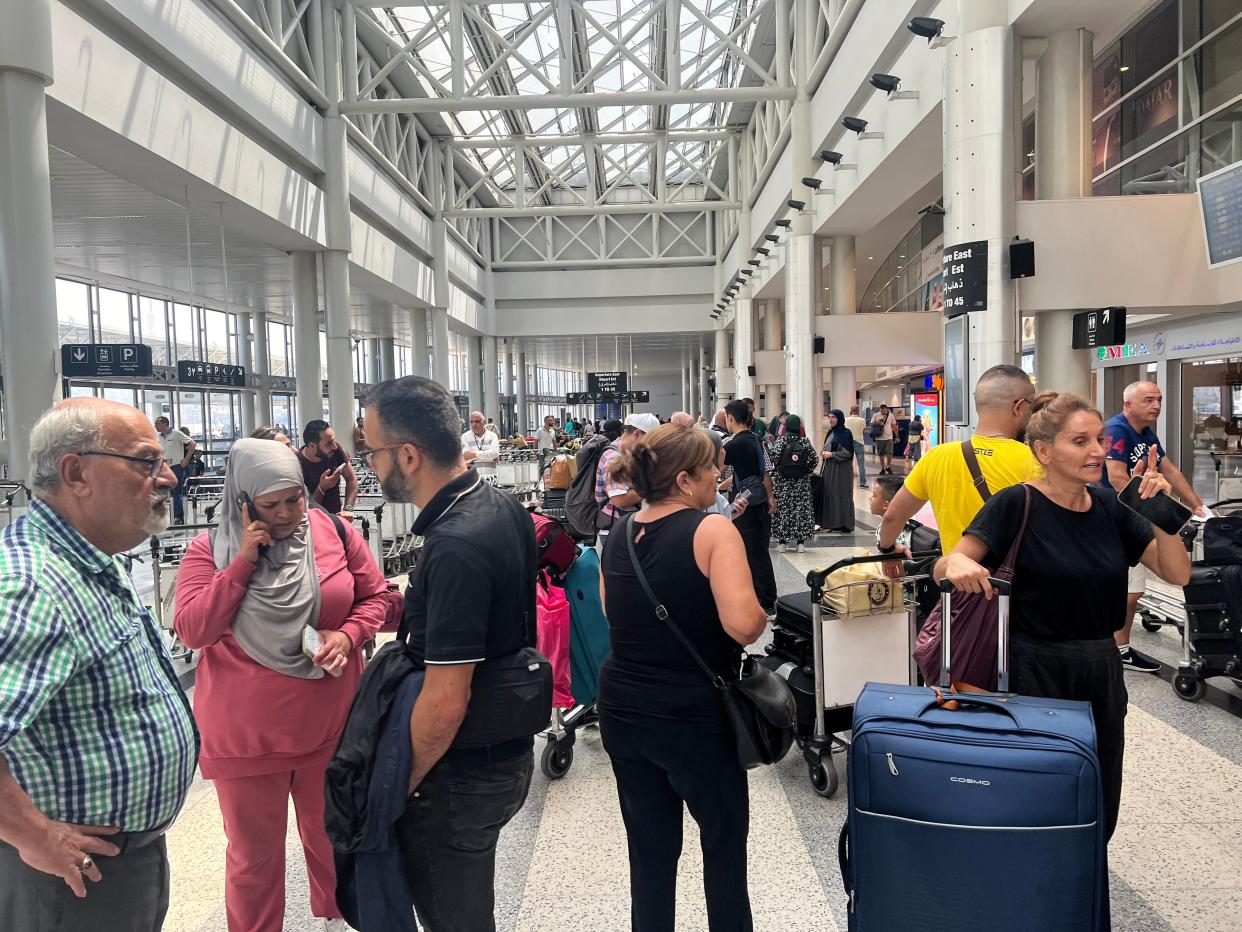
left=587, top=371, right=629, bottom=394
left=61, top=343, right=153, bottom=378
left=942, top=240, right=988, bottom=317
left=177, top=360, right=247, bottom=387
left=1072, top=307, right=1127, bottom=349
left=567, top=390, right=650, bottom=405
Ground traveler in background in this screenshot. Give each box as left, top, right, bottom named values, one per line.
left=771, top=414, right=817, bottom=553
left=870, top=404, right=898, bottom=476
left=363, top=376, right=539, bottom=929
left=869, top=475, right=912, bottom=551
left=907, top=414, right=926, bottom=463
left=596, top=414, right=658, bottom=553
left=670, top=411, right=696, bottom=428
left=155, top=416, right=196, bottom=524
left=536, top=415, right=560, bottom=453
left=878, top=365, right=1037, bottom=579
left=696, top=414, right=709, bottom=429
left=461, top=411, right=501, bottom=481
left=818, top=409, right=856, bottom=534
left=1102, top=381, right=1210, bottom=673
left=0, top=399, right=197, bottom=932
left=180, top=427, right=208, bottom=477
left=742, top=397, right=766, bottom=439
left=710, top=409, right=729, bottom=438
left=936, top=392, right=1191, bottom=840
left=598, top=424, right=767, bottom=931
left=725, top=399, right=778, bottom=615
left=174, top=439, right=387, bottom=932
left=844, top=406, right=868, bottom=488
left=581, top=418, right=595, bottom=438
left=299, top=420, right=359, bottom=520
left=563, top=416, right=577, bottom=440
left=251, top=426, right=294, bottom=449
left=352, top=416, right=369, bottom=455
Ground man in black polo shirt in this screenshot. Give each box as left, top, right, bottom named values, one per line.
left=725, top=398, right=778, bottom=614
left=363, top=376, right=537, bottom=930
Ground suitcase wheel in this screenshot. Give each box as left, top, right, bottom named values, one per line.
left=541, top=736, right=574, bottom=780
left=808, top=752, right=839, bottom=799
left=1140, top=614, right=1163, bottom=633
left=1173, top=673, right=1207, bottom=703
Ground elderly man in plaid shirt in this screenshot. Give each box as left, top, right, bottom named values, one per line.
left=0, top=398, right=198, bottom=932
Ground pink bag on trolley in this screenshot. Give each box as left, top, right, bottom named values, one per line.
left=536, top=571, right=574, bottom=709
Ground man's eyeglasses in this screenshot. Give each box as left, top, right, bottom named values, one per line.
left=75, top=451, right=169, bottom=478
left=360, top=443, right=408, bottom=468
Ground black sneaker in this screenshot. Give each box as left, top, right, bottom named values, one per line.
left=1119, top=645, right=1161, bottom=674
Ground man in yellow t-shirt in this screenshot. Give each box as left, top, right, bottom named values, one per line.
left=877, top=366, right=1037, bottom=572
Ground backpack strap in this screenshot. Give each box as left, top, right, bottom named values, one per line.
left=327, top=511, right=349, bottom=551
left=961, top=440, right=992, bottom=504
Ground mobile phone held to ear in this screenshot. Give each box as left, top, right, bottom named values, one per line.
left=1118, top=475, right=1193, bottom=535
left=236, top=492, right=269, bottom=558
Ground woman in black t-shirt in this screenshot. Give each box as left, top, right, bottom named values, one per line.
left=934, top=392, right=1190, bottom=841
left=599, top=423, right=767, bottom=932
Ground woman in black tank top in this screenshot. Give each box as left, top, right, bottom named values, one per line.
left=598, top=424, right=767, bottom=932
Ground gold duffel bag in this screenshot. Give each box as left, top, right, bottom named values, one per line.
left=546, top=456, right=573, bottom=490
left=820, top=561, right=904, bottom=617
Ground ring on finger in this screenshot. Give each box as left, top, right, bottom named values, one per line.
left=79, top=855, right=94, bottom=872
left=247, top=522, right=258, bottom=531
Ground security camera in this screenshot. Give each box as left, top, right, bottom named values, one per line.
left=756, top=248, right=770, bottom=257
left=747, top=259, right=761, bottom=267
left=765, top=234, right=780, bottom=243
left=773, top=219, right=792, bottom=228
left=787, top=199, right=806, bottom=211
left=741, top=268, right=754, bottom=277
left=908, top=16, right=952, bottom=46
left=871, top=73, right=900, bottom=94
left=918, top=202, right=946, bottom=216
left=802, top=176, right=823, bottom=190
left=842, top=117, right=868, bottom=134
left=820, top=150, right=843, bottom=164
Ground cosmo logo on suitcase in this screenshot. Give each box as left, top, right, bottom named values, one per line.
left=838, top=579, right=1108, bottom=932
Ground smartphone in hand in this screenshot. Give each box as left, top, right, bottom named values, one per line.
left=237, top=492, right=269, bottom=558
left=1118, top=474, right=1192, bottom=535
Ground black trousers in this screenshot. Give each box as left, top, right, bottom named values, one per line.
left=734, top=504, right=777, bottom=612
left=396, top=750, right=534, bottom=931
left=1011, top=634, right=1127, bottom=841
left=600, top=712, right=752, bottom=932
left=0, top=833, right=169, bottom=932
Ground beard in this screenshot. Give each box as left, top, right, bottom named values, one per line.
left=1015, top=426, right=1027, bottom=445
left=142, top=493, right=172, bottom=536
left=380, top=467, right=414, bottom=504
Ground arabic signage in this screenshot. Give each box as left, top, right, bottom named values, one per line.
left=567, top=390, right=650, bottom=405
left=177, top=361, right=247, bottom=387
left=587, top=371, right=629, bottom=393
left=942, top=240, right=988, bottom=316
left=61, top=343, right=153, bottom=378
left=1072, top=307, right=1126, bottom=349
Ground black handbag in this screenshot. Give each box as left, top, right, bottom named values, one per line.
left=624, top=515, right=796, bottom=769
left=1202, top=513, right=1242, bottom=566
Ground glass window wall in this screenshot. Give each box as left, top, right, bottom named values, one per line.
left=1179, top=355, right=1242, bottom=503
left=97, top=288, right=132, bottom=342
left=55, top=279, right=91, bottom=344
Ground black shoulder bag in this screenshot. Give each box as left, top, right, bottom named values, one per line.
left=624, top=514, right=795, bottom=769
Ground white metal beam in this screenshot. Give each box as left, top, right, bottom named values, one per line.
left=450, top=202, right=740, bottom=218
left=339, top=87, right=795, bottom=114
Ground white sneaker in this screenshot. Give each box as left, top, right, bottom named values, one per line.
left=324, top=919, right=352, bottom=932
left=777, top=542, right=787, bottom=553
left=797, top=543, right=806, bottom=553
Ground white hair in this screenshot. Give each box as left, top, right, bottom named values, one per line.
left=1123, top=380, right=1159, bottom=403
left=29, top=405, right=107, bottom=495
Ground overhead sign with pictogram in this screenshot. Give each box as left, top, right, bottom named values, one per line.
left=61, top=344, right=154, bottom=378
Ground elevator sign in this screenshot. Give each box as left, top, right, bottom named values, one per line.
left=942, top=240, right=988, bottom=317
left=61, top=344, right=153, bottom=378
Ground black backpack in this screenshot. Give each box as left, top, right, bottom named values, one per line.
left=776, top=439, right=815, bottom=480
left=565, top=434, right=611, bottom=540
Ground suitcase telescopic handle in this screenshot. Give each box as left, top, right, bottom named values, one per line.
left=806, top=551, right=940, bottom=599
left=936, top=577, right=1012, bottom=692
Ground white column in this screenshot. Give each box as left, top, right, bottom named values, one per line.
left=829, top=235, right=858, bottom=412
left=500, top=340, right=513, bottom=396
left=408, top=307, right=429, bottom=377
left=235, top=311, right=257, bottom=436
left=515, top=347, right=529, bottom=434
left=714, top=328, right=732, bottom=405
left=699, top=344, right=710, bottom=417
left=466, top=335, right=484, bottom=414
left=734, top=296, right=756, bottom=402
left=765, top=300, right=786, bottom=418
left=291, top=251, right=322, bottom=432
left=680, top=352, right=689, bottom=413
left=252, top=310, right=271, bottom=425
left=430, top=308, right=451, bottom=388
left=482, top=335, right=499, bottom=421
left=786, top=233, right=817, bottom=426
left=378, top=336, right=396, bottom=383
left=0, top=0, right=60, bottom=479
left=322, top=251, right=356, bottom=450
left=1033, top=27, right=1094, bottom=397
left=944, top=0, right=1019, bottom=428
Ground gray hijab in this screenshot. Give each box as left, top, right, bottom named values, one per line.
left=213, top=438, right=323, bottom=679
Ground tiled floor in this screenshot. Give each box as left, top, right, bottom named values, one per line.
left=160, top=482, right=1242, bottom=931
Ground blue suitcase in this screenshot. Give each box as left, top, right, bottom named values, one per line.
left=838, top=580, right=1108, bottom=932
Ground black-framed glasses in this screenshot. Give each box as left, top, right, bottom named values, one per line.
left=75, top=450, right=169, bottom=478
left=360, top=443, right=408, bottom=468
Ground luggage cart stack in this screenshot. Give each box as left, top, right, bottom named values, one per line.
left=183, top=476, right=227, bottom=524
left=0, top=481, right=31, bottom=528
left=148, top=522, right=218, bottom=664
left=496, top=450, right=542, bottom=507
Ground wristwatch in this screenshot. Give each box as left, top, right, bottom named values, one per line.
left=876, top=541, right=897, bottom=554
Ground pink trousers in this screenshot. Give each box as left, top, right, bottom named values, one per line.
left=213, top=760, right=341, bottom=932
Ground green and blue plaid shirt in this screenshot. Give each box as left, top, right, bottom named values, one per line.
left=0, top=499, right=198, bottom=831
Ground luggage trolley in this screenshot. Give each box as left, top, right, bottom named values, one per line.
left=148, top=522, right=218, bottom=664
left=0, top=481, right=31, bottom=528
left=763, top=552, right=936, bottom=798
